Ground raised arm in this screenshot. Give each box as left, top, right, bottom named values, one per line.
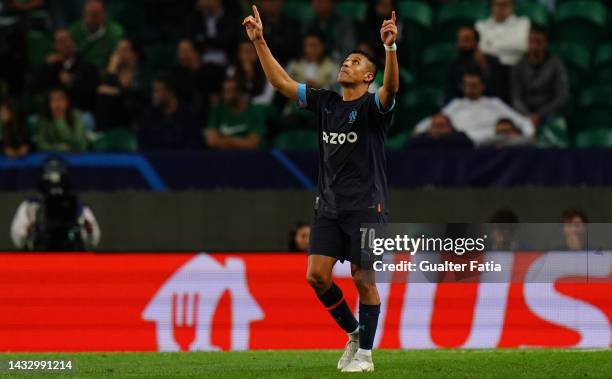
left=378, top=11, right=400, bottom=109
left=243, top=5, right=298, bottom=100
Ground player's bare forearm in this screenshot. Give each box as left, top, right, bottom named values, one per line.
left=252, top=39, right=298, bottom=100
left=243, top=5, right=298, bottom=100
left=378, top=11, right=399, bottom=108
left=380, top=50, right=399, bottom=98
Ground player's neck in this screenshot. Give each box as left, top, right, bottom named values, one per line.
left=341, top=84, right=369, bottom=102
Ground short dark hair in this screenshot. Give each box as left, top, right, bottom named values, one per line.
left=562, top=208, right=588, bottom=223
left=344, top=49, right=378, bottom=84
left=496, top=118, right=521, bottom=134
left=529, top=23, right=547, bottom=37
left=463, top=67, right=483, bottom=81
left=460, top=25, right=480, bottom=43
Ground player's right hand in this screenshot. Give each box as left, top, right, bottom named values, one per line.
left=242, top=5, right=263, bottom=42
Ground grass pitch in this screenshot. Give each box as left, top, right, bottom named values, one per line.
left=1, top=349, right=611, bottom=378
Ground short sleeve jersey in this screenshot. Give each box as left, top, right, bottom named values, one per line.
left=297, top=83, right=395, bottom=213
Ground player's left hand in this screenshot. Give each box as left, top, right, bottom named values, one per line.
left=380, top=11, right=397, bottom=46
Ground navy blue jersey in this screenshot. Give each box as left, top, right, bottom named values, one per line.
left=297, top=83, right=395, bottom=213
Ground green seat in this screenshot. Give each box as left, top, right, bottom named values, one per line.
left=91, top=128, right=138, bottom=152
left=399, top=1, right=434, bottom=70
left=575, top=85, right=612, bottom=129
left=399, top=1, right=434, bottom=29
left=394, top=86, right=445, bottom=131
left=336, top=1, right=367, bottom=22
left=420, top=43, right=456, bottom=85
left=385, top=130, right=411, bottom=150
left=108, top=0, right=145, bottom=36
left=554, top=1, right=607, bottom=48
left=434, top=2, right=489, bottom=43
left=593, top=44, right=612, bottom=83
left=27, top=31, right=52, bottom=68
left=273, top=129, right=318, bottom=150
left=550, top=43, right=590, bottom=92
left=145, top=43, right=177, bottom=71
left=536, top=118, right=570, bottom=147
left=283, top=0, right=314, bottom=23
left=516, top=1, right=549, bottom=28
left=574, top=127, right=612, bottom=147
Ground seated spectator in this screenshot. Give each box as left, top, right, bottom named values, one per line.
left=487, top=208, right=520, bottom=251
left=561, top=208, right=587, bottom=251
left=260, top=0, right=300, bottom=65
left=227, top=40, right=275, bottom=105
left=414, top=71, right=534, bottom=145
left=475, top=0, right=530, bottom=65
left=139, top=77, right=203, bottom=150
left=511, top=26, right=569, bottom=128
left=171, top=39, right=225, bottom=113
left=185, top=0, right=240, bottom=66
left=447, top=26, right=508, bottom=102
left=359, top=0, right=401, bottom=63
left=95, top=38, right=145, bottom=130
left=305, top=0, right=356, bottom=59
left=288, top=221, right=310, bottom=252
left=287, top=32, right=337, bottom=92
left=31, top=28, right=100, bottom=111
left=0, top=98, right=29, bottom=158
left=406, top=113, right=473, bottom=149
left=205, top=78, right=265, bottom=150
left=34, top=87, right=87, bottom=152
left=70, top=0, right=124, bottom=70
left=481, top=118, right=534, bottom=147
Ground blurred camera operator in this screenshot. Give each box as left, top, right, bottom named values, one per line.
left=10, top=157, right=100, bottom=251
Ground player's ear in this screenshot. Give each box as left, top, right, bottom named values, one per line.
left=364, top=72, right=374, bottom=84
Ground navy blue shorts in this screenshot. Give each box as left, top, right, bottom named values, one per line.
left=308, top=207, right=387, bottom=268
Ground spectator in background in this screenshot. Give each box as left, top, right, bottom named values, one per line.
left=511, top=26, right=569, bottom=129
left=359, top=0, right=401, bottom=63
left=259, top=0, right=300, bottom=65
left=32, top=28, right=100, bottom=111
left=288, top=222, right=311, bottom=252
left=561, top=208, right=587, bottom=251
left=414, top=71, right=534, bottom=145
left=447, top=26, right=508, bottom=103
left=487, top=208, right=520, bottom=251
left=171, top=39, right=225, bottom=113
left=227, top=40, right=275, bottom=104
left=205, top=78, right=266, bottom=150
left=95, top=38, right=145, bottom=130
left=481, top=118, right=534, bottom=147
left=287, top=32, right=337, bottom=90
left=185, top=0, right=240, bottom=66
left=139, top=76, right=203, bottom=150
left=70, top=0, right=124, bottom=70
left=305, top=0, right=356, bottom=59
left=406, top=113, right=473, bottom=149
left=475, top=0, right=530, bottom=65
left=0, top=98, right=29, bottom=158
left=34, top=87, right=87, bottom=152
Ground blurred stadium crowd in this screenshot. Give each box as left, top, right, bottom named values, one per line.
left=1, top=0, right=611, bottom=157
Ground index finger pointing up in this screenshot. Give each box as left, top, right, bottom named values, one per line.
left=392, top=10, right=396, bottom=23
left=253, top=5, right=261, bottom=21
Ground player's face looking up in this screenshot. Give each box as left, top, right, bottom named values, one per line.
left=337, top=53, right=375, bottom=87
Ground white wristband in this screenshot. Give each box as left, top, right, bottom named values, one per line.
left=384, top=43, right=397, bottom=52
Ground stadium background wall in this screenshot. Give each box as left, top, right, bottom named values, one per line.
left=3, top=188, right=612, bottom=251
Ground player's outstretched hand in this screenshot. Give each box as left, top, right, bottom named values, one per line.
left=242, top=5, right=263, bottom=42
left=380, top=10, right=397, bottom=46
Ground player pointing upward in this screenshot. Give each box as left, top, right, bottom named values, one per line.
left=243, top=4, right=399, bottom=372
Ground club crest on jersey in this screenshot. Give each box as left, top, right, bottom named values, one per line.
left=348, top=110, right=358, bottom=124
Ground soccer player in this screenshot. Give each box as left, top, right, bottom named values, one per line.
left=243, top=4, right=398, bottom=372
